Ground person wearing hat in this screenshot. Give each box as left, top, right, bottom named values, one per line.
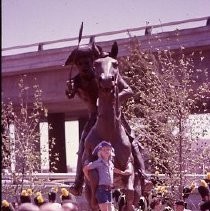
left=182, top=182, right=196, bottom=210
left=1, top=200, right=15, bottom=211
left=34, top=192, right=46, bottom=207
left=48, top=188, right=61, bottom=208
left=174, top=200, right=191, bottom=211
left=83, top=140, right=132, bottom=211
left=64, top=39, right=140, bottom=197
left=60, top=188, right=71, bottom=203
left=198, top=180, right=210, bottom=211
left=20, top=189, right=32, bottom=204
left=204, top=172, right=210, bottom=189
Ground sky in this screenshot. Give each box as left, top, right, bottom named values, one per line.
left=2, top=0, right=210, bottom=52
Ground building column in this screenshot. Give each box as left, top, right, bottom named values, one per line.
left=78, top=117, right=88, bottom=141
left=48, top=113, right=67, bottom=173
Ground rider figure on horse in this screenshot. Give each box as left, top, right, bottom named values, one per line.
left=64, top=41, right=151, bottom=196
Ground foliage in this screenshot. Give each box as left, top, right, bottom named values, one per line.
left=120, top=38, right=210, bottom=193
left=1, top=75, right=58, bottom=202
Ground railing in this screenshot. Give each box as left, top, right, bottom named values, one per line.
left=2, top=172, right=207, bottom=186
left=2, top=173, right=76, bottom=187
left=2, top=16, right=210, bottom=54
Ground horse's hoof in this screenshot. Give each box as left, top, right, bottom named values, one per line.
left=69, top=184, right=83, bottom=196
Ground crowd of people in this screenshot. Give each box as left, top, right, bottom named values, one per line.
left=2, top=187, right=79, bottom=211
left=2, top=156, right=210, bottom=211
left=140, top=172, right=210, bottom=211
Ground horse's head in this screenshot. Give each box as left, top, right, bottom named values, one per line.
left=93, top=41, right=119, bottom=92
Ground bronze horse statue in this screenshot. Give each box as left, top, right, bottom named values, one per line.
left=82, top=42, right=141, bottom=211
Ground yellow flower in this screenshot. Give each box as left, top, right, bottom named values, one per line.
left=200, top=179, right=208, bottom=188
left=206, top=172, right=210, bottom=180
left=61, top=188, right=69, bottom=196
left=36, top=192, right=42, bottom=197
left=190, top=182, right=195, bottom=190
left=21, top=190, right=28, bottom=196
left=2, top=200, right=9, bottom=207
left=27, top=188, right=33, bottom=196
left=160, top=186, right=167, bottom=193
left=156, top=186, right=162, bottom=192
left=37, top=195, right=44, bottom=204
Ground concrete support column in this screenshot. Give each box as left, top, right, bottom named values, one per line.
left=48, top=113, right=67, bottom=173
left=78, top=117, right=88, bottom=141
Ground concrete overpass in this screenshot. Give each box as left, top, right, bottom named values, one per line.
left=2, top=22, right=210, bottom=117
left=2, top=18, right=210, bottom=172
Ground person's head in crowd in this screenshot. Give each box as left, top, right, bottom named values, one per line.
left=34, top=192, right=46, bottom=207
left=182, top=182, right=195, bottom=200
left=17, top=202, right=40, bottom=211
left=1, top=200, right=15, bottom=211
left=198, top=180, right=210, bottom=201
left=200, top=200, right=210, bottom=211
left=205, top=172, right=210, bottom=181
left=174, top=200, right=186, bottom=211
left=60, top=188, right=71, bottom=202
left=112, top=189, right=121, bottom=204
left=20, top=189, right=32, bottom=204
left=204, top=172, right=210, bottom=189
left=48, top=188, right=58, bottom=203
left=163, top=206, right=174, bottom=211
left=62, top=200, right=79, bottom=211
left=150, top=171, right=163, bottom=186
left=150, top=197, right=162, bottom=210
left=39, top=202, right=63, bottom=211
left=138, top=196, right=146, bottom=210
left=162, top=196, right=173, bottom=209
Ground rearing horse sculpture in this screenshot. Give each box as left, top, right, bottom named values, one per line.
left=82, top=42, right=140, bottom=211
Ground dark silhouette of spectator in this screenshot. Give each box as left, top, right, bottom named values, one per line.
left=198, top=179, right=210, bottom=211
left=174, top=200, right=191, bottom=211
left=204, top=172, right=210, bottom=189
left=200, top=200, right=210, bottom=211
left=198, top=180, right=209, bottom=201
left=20, top=189, right=32, bottom=204
left=182, top=182, right=195, bottom=209
left=47, top=188, right=61, bottom=208
left=34, top=192, right=46, bottom=207
left=48, top=188, right=59, bottom=202
left=149, top=197, right=163, bottom=210
left=1, top=200, right=15, bottom=211
left=60, top=188, right=71, bottom=203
